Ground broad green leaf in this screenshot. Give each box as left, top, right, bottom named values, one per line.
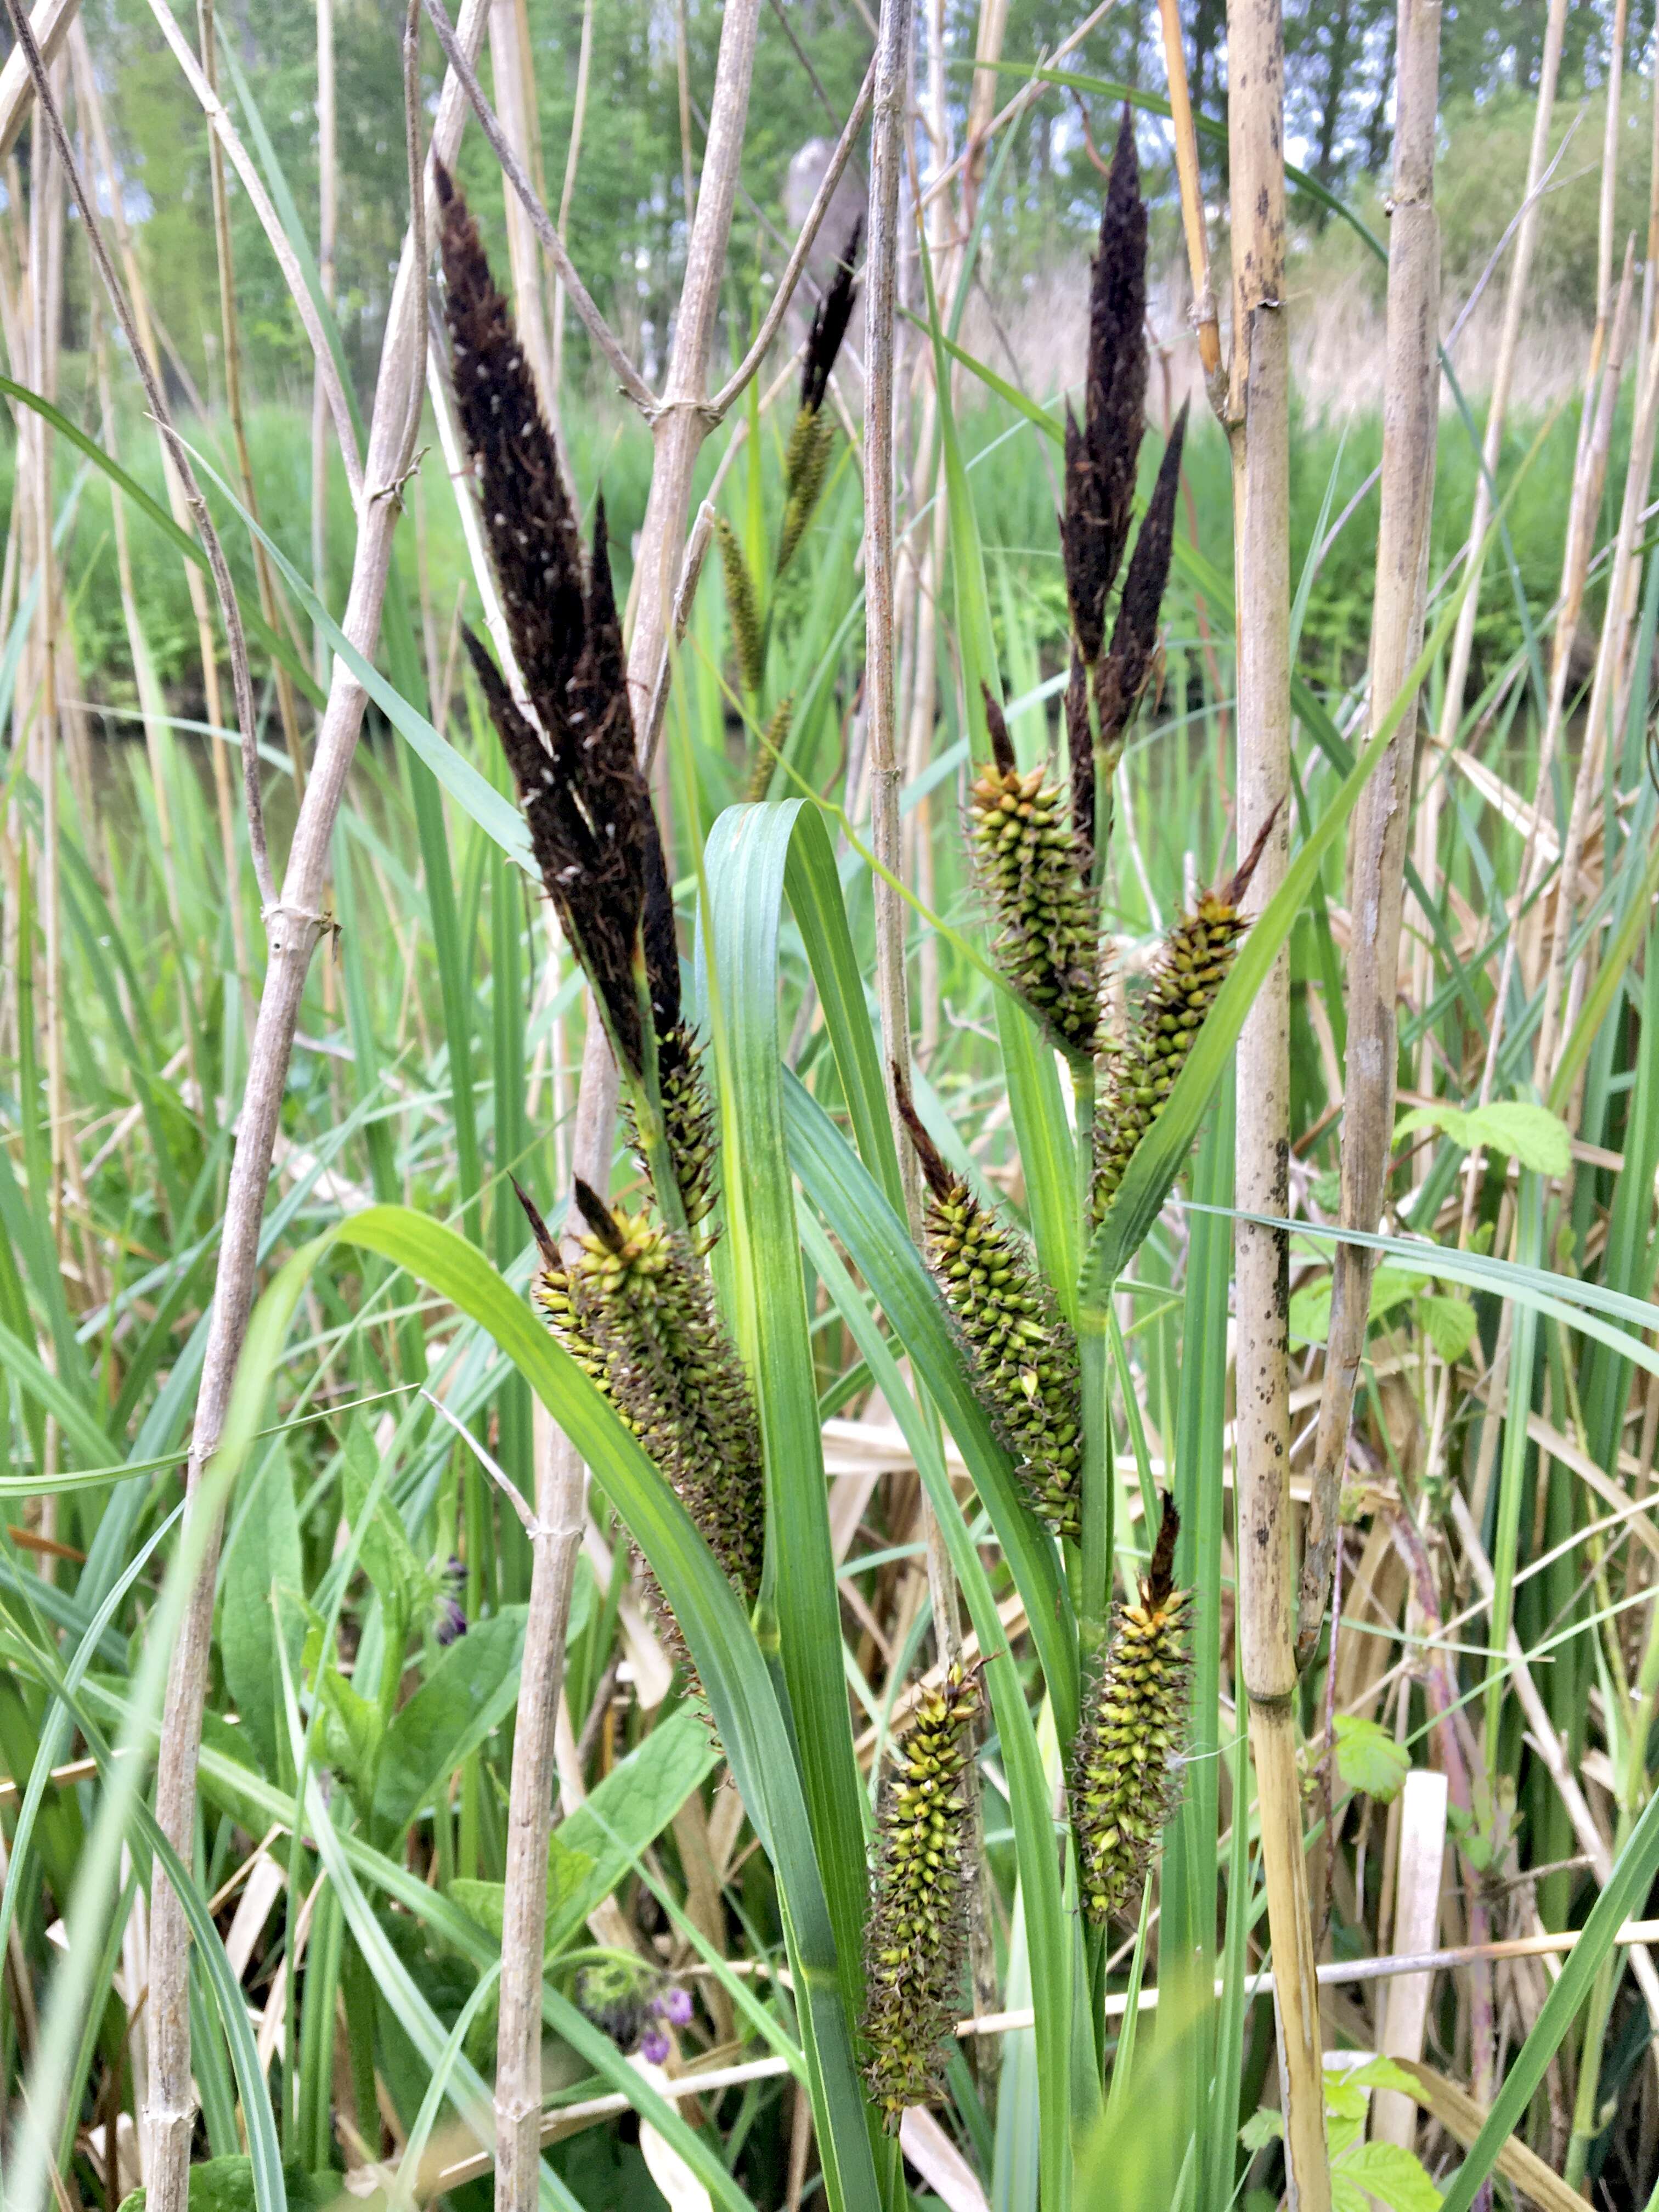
left=1333, top=1717, right=1410, bottom=1803
left=372, top=1606, right=528, bottom=1831
left=1418, top=1294, right=1479, bottom=1364
left=1395, top=1099, right=1571, bottom=1177
left=219, top=1446, right=304, bottom=1778
left=315, top=1663, right=379, bottom=1802
left=1335, top=2142, right=1442, bottom=2212
left=1239, top=2109, right=1284, bottom=2151
left=550, top=1708, right=720, bottom=1949
left=448, top=1831, right=595, bottom=1957
left=341, top=1418, right=431, bottom=1632
left=115, top=2158, right=339, bottom=2212
left=1289, top=1266, right=1418, bottom=1347
left=218, top=1207, right=883, bottom=2212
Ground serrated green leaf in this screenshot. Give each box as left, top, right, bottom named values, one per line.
left=1288, top=1266, right=1417, bottom=1347
left=1395, top=1099, right=1571, bottom=1178
left=1337, top=2141, right=1442, bottom=2212
left=1418, top=1293, right=1479, bottom=1364
left=1334, top=1714, right=1410, bottom=1803
left=1238, top=2108, right=1284, bottom=2152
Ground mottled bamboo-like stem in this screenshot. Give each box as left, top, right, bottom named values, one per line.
left=1297, top=0, right=1441, bottom=1666
left=491, top=10, right=764, bottom=2202
left=1223, top=0, right=1329, bottom=2197
left=140, top=12, right=492, bottom=2204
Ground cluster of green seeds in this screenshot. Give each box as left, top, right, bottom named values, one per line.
left=860, top=1664, right=981, bottom=2131
left=1092, top=885, right=1249, bottom=1215
left=533, top=1192, right=765, bottom=1660
left=923, top=1179, right=1082, bottom=1541
left=778, top=404, right=837, bottom=577
left=1070, top=1496, right=1190, bottom=1925
left=967, top=753, right=1101, bottom=1060
left=715, top=516, right=765, bottom=696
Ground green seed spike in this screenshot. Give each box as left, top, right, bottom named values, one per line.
left=1070, top=1493, right=1191, bottom=1926
left=968, top=686, right=1101, bottom=1059
left=777, top=405, right=836, bottom=577
left=893, top=1069, right=1082, bottom=1542
left=745, top=694, right=793, bottom=804
left=516, top=1178, right=765, bottom=1673
left=860, top=1663, right=981, bottom=2131
left=715, top=515, right=765, bottom=695
left=1091, top=806, right=1278, bottom=1216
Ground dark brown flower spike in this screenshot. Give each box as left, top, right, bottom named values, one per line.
left=1059, top=105, right=1148, bottom=668
left=439, top=166, right=714, bottom=1229
left=801, top=218, right=862, bottom=416
left=1093, top=402, right=1188, bottom=761
left=436, top=160, right=585, bottom=732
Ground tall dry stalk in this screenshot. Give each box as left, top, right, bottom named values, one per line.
left=139, top=10, right=494, bottom=2201
left=548, top=0, right=594, bottom=408
left=487, top=0, right=555, bottom=402
left=1223, top=0, right=1329, bottom=2197
left=311, top=0, right=336, bottom=681
left=1298, top=0, right=1441, bottom=1662
left=1413, top=0, right=1566, bottom=1082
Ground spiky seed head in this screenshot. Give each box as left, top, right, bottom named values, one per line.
left=1060, top=106, right=1148, bottom=666
left=746, top=694, right=794, bottom=804
left=716, top=516, right=765, bottom=695
left=1092, top=404, right=1187, bottom=758
left=523, top=1180, right=766, bottom=1671
left=968, top=689, right=1102, bottom=1059
left=1091, top=813, right=1275, bottom=1216
left=893, top=1071, right=1083, bottom=1540
left=861, top=1664, right=981, bottom=2130
left=1071, top=1493, right=1190, bottom=1925
left=777, top=407, right=837, bottom=575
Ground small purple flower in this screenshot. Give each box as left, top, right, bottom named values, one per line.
left=653, top=1985, right=693, bottom=2027
left=640, top=2025, right=670, bottom=2065
left=436, top=1556, right=468, bottom=1645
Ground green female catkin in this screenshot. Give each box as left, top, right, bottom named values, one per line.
left=1070, top=1493, right=1191, bottom=1925
left=894, top=1072, right=1082, bottom=1540
left=861, top=1664, right=981, bottom=2130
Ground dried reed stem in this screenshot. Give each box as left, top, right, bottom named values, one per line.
left=487, top=0, right=555, bottom=404
left=1223, top=0, right=1329, bottom=2194
left=0, top=0, right=76, bottom=159
left=1414, top=0, right=1566, bottom=1080
left=312, top=0, right=335, bottom=681
left=419, top=0, right=654, bottom=416
left=1155, top=0, right=1221, bottom=392
left=140, top=0, right=364, bottom=503
left=548, top=0, right=594, bottom=407
left=1298, top=0, right=1441, bottom=1664
left=197, top=0, right=309, bottom=802
left=2, top=0, right=272, bottom=914
left=141, top=11, right=493, bottom=2203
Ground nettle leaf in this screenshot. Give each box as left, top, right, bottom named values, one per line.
left=449, top=1833, right=596, bottom=1958
left=1334, top=1714, right=1410, bottom=1802
left=1289, top=1266, right=1417, bottom=1347
left=1336, top=2141, right=1442, bottom=2212
left=1395, top=1099, right=1571, bottom=1178
left=1418, top=1293, right=1478, bottom=1364
left=1344, top=2057, right=1424, bottom=2099
left=1238, top=2108, right=1284, bottom=2152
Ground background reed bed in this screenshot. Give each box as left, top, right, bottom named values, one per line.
left=3, top=2, right=1659, bottom=2210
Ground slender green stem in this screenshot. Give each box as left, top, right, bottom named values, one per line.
left=1075, top=1059, right=1114, bottom=1662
